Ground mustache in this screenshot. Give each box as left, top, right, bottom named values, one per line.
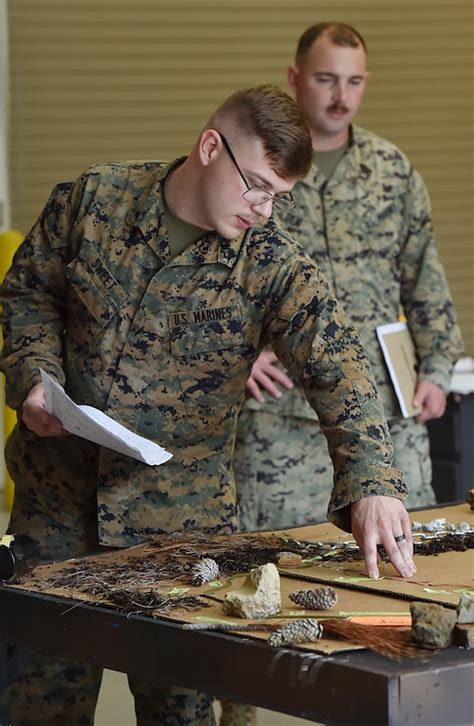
left=327, top=103, right=349, bottom=113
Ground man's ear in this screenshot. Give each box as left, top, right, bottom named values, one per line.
left=199, top=129, right=220, bottom=167
left=287, top=65, right=299, bottom=94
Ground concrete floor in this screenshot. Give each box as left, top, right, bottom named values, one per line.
left=1, top=505, right=315, bottom=725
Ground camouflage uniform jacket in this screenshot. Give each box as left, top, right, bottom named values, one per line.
left=245, top=125, right=464, bottom=421
left=0, top=160, right=405, bottom=545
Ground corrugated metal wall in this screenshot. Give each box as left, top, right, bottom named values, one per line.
left=7, top=0, right=474, bottom=352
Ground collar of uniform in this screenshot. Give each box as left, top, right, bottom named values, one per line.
left=167, top=228, right=248, bottom=268
left=129, top=157, right=247, bottom=268
left=127, top=158, right=184, bottom=261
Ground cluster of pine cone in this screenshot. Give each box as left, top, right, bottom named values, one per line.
left=190, top=558, right=220, bottom=585
left=268, top=618, right=323, bottom=647
left=289, top=586, right=338, bottom=610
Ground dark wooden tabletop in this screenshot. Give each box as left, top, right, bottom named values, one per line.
left=0, top=585, right=472, bottom=725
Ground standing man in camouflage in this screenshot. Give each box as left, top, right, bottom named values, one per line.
left=2, top=83, right=415, bottom=725
left=234, top=23, right=464, bottom=532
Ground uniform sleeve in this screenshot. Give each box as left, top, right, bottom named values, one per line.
left=264, top=258, right=406, bottom=532
left=0, top=181, right=81, bottom=409
left=399, top=169, right=464, bottom=392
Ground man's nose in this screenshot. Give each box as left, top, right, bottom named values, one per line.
left=332, top=80, right=348, bottom=103
left=252, top=198, right=273, bottom=219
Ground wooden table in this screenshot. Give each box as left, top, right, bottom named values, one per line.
left=0, top=584, right=472, bottom=725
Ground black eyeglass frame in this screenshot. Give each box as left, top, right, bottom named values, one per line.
left=217, top=132, right=295, bottom=209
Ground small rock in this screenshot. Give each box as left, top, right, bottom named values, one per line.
left=222, top=563, right=281, bottom=619
left=452, top=624, right=474, bottom=648
left=454, top=522, right=471, bottom=534
left=422, top=518, right=446, bottom=533
left=457, top=592, right=474, bottom=624
left=410, top=602, right=456, bottom=648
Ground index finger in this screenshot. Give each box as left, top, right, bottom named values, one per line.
left=358, top=531, right=380, bottom=580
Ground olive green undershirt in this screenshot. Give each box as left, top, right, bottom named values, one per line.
left=313, top=140, right=349, bottom=180
left=162, top=182, right=207, bottom=259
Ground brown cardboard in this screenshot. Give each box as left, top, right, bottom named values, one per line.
left=5, top=504, right=472, bottom=655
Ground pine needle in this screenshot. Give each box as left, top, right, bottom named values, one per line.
left=322, top=620, right=435, bottom=660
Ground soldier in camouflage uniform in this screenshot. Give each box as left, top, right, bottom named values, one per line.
left=234, top=24, right=464, bottom=532
left=1, top=84, right=416, bottom=725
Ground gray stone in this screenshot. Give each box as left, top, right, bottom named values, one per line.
left=222, top=563, right=281, bottom=619
left=410, top=602, right=457, bottom=648
left=454, top=522, right=472, bottom=534
left=422, top=518, right=446, bottom=532
left=452, top=624, right=474, bottom=648
left=457, top=592, right=474, bottom=624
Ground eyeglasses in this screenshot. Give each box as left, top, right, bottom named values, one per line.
left=217, top=132, right=295, bottom=210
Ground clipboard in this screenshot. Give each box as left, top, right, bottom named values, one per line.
left=376, top=322, right=421, bottom=418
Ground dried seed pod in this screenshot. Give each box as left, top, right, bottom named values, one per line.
left=190, top=558, right=220, bottom=586
left=289, top=586, right=338, bottom=610
left=276, top=551, right=304, bottom=567
left=268, top=618, right=323, bottom=647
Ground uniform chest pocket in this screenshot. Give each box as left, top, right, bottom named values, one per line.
left=65, top=243, right=129, bottom=327
left=169, top=305, right=250, bottom=420
left=350, top=193, right=402, bottom=259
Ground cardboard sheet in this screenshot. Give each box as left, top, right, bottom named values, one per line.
left=5, top=504, right=473, bottom=655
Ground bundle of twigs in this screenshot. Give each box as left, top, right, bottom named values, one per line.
left=145, top=531, right=334, bottom=573
left=96, top=587, right=207, bottom=615
left=16, top=560, right=209, bottom=615
left=12, top=528, right=474, bottom=595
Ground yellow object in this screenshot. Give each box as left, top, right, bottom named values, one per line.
left=0, top=229, right=24, bottom=510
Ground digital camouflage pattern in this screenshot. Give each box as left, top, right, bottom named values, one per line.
left=1, top=159, right=406, bottom=550
left=236, top=410, right=434, bottom=530
left=236, top=125, right=463, bottom=526
left=0, top=157, right=406, bottom=725
left=6, top=647, right=215, bottom=725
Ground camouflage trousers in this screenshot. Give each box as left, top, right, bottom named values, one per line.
left=234, top=410, right=435, bottom=531
left=4, top=499, right=215, bottom=726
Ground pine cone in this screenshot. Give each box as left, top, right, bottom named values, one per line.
left=268, top=618, right=323, bottom=647
left=190, top=558, right=220, bottom=586
left=289, top=586, right=338, bottom=610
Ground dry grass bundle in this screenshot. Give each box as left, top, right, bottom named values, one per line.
left=144, top=531, right=332, bottom=574
left=322, top=620, right=433, bottom=660
left=20, top=560, right=209, bottom=615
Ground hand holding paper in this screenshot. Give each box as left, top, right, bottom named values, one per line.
left=40, top=369, right=173, bottom=466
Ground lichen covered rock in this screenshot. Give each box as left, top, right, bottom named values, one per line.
left=222, top=563, right=281, bottom=618
left=457, top=591, right=474, bottom=624
left=410, top=601, right=456, bottom=648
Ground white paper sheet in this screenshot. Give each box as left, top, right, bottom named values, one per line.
left=40, top=369, right=173, bottom=466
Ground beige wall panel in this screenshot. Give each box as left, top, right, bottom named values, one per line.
left=7, top=0, right=473, bottom=352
